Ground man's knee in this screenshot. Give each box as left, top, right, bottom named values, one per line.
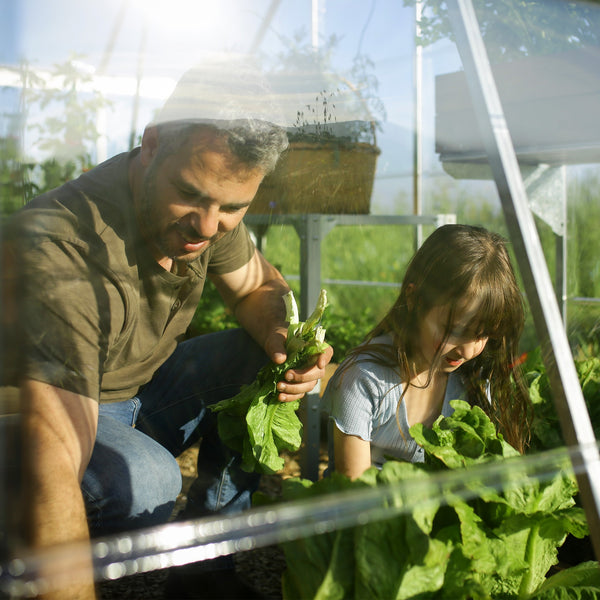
left=128, top=445, right=183, bottom=515
left=83, top=424, right=182, bottom=535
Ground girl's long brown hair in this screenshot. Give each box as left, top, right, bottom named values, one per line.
left=344, top=224, right=532, bottom=453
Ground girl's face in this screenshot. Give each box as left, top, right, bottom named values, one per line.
left=417, top=297, right=488, bottom=374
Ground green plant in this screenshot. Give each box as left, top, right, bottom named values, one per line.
left=276, top=401, right=591, bottom=599
left=26, top=54, right=110, bottom=170
left=0, top=56, right=110, bottom=216
left=0, top=136, right=39, bottom=216
left=569, top=174, right=600, bottom=302
left=403, top=0, right=600, bottom=62
left=324, top=308, right=374, bottom=363
left=186, top=279, right=239, bottom=338
left=0, top=136, right=85, bottom=216
left=523, top=346, right=600, bottom=453
left=209, top=290, right=330, bottom=474
left=568, top=301, right=600, bottom=360
left=289, top=88, right=341, bottom=141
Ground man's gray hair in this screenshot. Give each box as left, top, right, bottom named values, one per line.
left=153, top=55, right=289, bottom=173
left=155, top=119, right=288, bottom=175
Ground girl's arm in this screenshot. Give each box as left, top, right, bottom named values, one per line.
left=332, top=424, right=372, bottom=479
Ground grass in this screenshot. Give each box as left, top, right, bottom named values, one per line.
left=260, top=223, right=414, bottom=310
left=568, top=300, right=600, bottom=359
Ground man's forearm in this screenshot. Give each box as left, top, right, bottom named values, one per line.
left=233, top=276, right=291, bottom=352
left=25, top=457, right=90, bottom=547
left=24, top=454, right=96, bottom=599
left=21, top=381, right=98, bottom=599
left=210, top=250, right=293, bottom=359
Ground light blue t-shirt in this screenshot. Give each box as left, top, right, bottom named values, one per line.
left=321, top=334, right=467, bottom=469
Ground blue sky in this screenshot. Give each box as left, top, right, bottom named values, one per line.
left=9, top=1, right=415, bottom=72
left=12, top=0, right=533, bottom=220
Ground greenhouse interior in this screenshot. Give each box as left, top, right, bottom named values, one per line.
left=1, top=0, right=600, bottom=598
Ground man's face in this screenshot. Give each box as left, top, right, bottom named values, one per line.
left=139, top=129, right=264, bottom=265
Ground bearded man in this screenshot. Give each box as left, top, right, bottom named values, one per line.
left=2, top=60, right=332, bottom=599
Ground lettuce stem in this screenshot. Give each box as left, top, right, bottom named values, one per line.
left=518, top=522, right=540, bottom=598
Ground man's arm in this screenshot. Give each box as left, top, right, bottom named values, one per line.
left=209, top=249, right=333, bottom=401
left=21, top=379, right=98, bottom=599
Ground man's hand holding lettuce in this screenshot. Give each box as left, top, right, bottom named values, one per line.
left=210, top=289, right=330, bottom=474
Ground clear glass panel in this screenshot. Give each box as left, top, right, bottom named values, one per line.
left=1, top=0, right=599, bottom=597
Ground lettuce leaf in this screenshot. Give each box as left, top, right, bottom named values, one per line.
left=525, top=348, right=600, bottom=452
left=276, top=400, right=592, bottom=599
left=530, top=562, right=600, bottom=599
left=210, top=289, right=329, bottom=474
left=280, top=472, right=362, bottom=600
left=411, top=401, right=588, bottom=597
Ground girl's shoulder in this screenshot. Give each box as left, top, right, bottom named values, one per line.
left=333, top=333, right=400, bottom=388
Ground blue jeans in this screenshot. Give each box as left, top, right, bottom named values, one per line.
left=81, top=329, right=267, bottom=537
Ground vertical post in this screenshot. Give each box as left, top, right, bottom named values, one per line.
left=297, top=215, right=323, bottom=321
left=311, top=0, right=321, bottom=50
left=446, top=0, right=600, bottom=557
left=556, top=230, right=567, bottom=324
left=251, top=224, right=269, bottom=254
left=296, top=215, right=325, bottom=481
left=556, top=171, right=568, bottom=324
left=524, top=164, right=568, bottom=323
left=413, top=0, right=424, bottom=251
left=128, top=19, right=147, bottom=151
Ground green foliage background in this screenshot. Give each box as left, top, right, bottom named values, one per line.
left=403, top=0, right=600, bottom=62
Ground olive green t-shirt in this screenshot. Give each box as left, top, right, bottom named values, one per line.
left=2, top=150, right=255, bottom=403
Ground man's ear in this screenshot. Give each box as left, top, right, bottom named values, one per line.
left=140, top=126, right=158, bottom=167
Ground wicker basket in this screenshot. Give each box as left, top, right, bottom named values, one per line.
left=248, top=141, right=380, bottom=215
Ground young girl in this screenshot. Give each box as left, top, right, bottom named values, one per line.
left=322, top=224, right=531, bottom=479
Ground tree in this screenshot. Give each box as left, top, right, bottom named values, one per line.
left=0, top=56, right=110, bottom=215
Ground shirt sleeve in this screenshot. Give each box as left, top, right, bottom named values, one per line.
left=13, top=237, right=124, bottom=400
left=207, top=221, right=255, bottom=275
left=321, top=360, right=385, bottom=442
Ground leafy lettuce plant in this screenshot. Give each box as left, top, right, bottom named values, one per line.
left=210, top=289, right=329, bottom=474
left=277, top=401, right=594, bottom=599
left=524, top=347, right=600, bottom=452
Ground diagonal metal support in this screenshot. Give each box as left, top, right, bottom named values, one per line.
left=446, top=0, right=600, bottom=554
